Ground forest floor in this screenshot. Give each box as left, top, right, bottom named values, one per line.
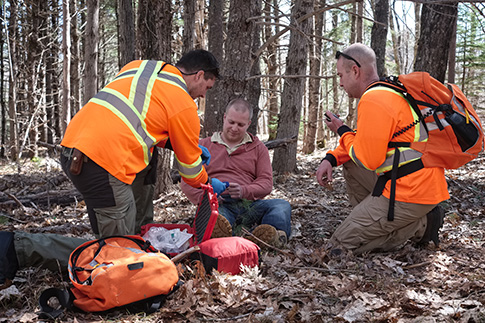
left=0, top=147, right=484, bottom=322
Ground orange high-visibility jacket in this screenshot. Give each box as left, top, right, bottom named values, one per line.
left=61, top=60, right=208, bottom=187
left=329, top=86, right=449, bottom=205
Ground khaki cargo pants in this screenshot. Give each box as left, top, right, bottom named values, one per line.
left=329, top=161, right=437, bottom=254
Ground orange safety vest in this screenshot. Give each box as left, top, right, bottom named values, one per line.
left=61, top=60, right=208, bottom=187
left=336, top=87, right=449, bottom=205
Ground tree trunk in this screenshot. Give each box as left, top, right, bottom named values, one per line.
left=8, top=0, right=19, bottom=160
left=389, top=4, right=401, bottom=75
left=137, top=0, right=173, bottom=197
left=247, top=0, right=262, bottom=135
left=46, top=0, right=61, bottom=144
left=118, top=0, right=135, bottom=67
left=0, top=3, right=5, bottom=157
left=70, top=0, right=81, bottom=114
left=371, top=0, right=389, bottom=77
left=302, top=1, right=323, bottom=155
left=61, top=0, right=71, bottom=133
left=414, top=2, right=457, bottom=82
left=447, top=14, right=457, bottom=84
left=208, top=0, right=257, bottom=136
left=84, top=0, right=99, bottom=105
left=194, top=0, right=207, bottom=49
left=272, top=0, right=312, bottom=174
left=26, top=0, right=46, bottom=158
left=204, top=0, right=224, bottom=138
left=264, top=0, right=280, bottom=141
left=183, top=0, right=195, bottom=52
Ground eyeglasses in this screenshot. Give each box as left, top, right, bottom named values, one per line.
left=335, top=51, right=361, bottom=68
left=181, top=68, right=221, bottom=79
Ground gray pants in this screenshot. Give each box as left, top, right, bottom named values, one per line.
left=13, top=232, right=87, bottom=273
left=60, top=147, right=156, bottom=237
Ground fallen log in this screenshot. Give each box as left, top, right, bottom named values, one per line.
left=263, top=135, right=298, bottom=149
left=0, top=189, right=83, bottom=207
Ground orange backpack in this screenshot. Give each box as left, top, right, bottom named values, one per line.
left=39, top=235, right=179, bottom=318
left=370, top=72, right=484, bottom=220
left=67, top=235, right=179, bottom=312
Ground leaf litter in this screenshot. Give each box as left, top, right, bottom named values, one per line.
left=0, top=150, right=484, bottom=322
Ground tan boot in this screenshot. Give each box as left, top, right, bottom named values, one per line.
left=211, top=214, right=233, bottom=238
left=246, top=224, right=287, bottom=249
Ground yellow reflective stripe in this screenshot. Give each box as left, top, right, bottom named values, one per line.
left=349, top=146, right=373, bottom=171
left=92, top=87, right=155, bottom=165
left=129, top=60, right=148, bottom=102
left=376, top=147, right=422, bottom=173
left=91, top=97, right=149, bottom=165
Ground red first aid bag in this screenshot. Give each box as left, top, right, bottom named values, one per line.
left=196, top=237, right=260, bottom=275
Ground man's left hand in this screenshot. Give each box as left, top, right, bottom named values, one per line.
left=226, top=182, right=243, bottom=199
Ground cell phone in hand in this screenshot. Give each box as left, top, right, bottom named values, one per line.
left=325, top=113, right=339, bottom=122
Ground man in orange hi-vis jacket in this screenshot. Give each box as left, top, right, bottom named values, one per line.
left=60, top=49, right=228, bottom=237
left=316, top=43, right=449, bottom=256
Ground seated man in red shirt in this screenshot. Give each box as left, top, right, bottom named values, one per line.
left=181, top=98, right=291, bottom=248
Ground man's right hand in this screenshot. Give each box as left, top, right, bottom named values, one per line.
left=316, top=159, right=333, bottom=189
left=324, top=111, right=344, bottom=134
left=210, top=178, right=229, bottom=196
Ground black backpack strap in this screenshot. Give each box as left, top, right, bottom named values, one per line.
left=141, top=280, right=183, bottom=314
left=372, top=152, right=424, bottom=221
left=38, top=287, right=74, bottom=320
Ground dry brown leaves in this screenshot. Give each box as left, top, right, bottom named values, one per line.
left=1, top=151, right=485, bottom=322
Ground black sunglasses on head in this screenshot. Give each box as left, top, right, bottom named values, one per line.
left=336, top=51, right=361, bottom=68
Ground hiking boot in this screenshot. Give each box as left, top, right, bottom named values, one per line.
left=417, top=206, right=445, bottom=247
left=211, top=214, right=233, bottom=238
left=0, top=231, right=19, bottom=288
left=246, top=224, right=287, bottom=249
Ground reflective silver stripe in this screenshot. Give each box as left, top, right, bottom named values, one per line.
left=114, top=69, right=137, bottom=80
left=449, top=84, right=481, bottom=128
left=92, top=89, right=153, bottom=164
left=349, top=146, right=371, bottom=170
left=133, top=60, right=160, bottom=116
left=158, top=71, right=189, bottom=94
left=375, top=148, right=422, bottom=173
left=175, top=156, right=203, bottom=178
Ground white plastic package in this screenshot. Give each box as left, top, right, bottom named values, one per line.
left=142, top=226, right=193, bottom=254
